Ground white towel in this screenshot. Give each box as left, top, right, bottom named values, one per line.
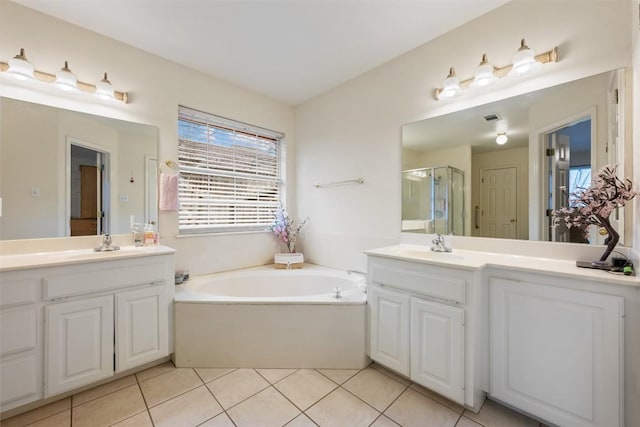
left=159, top=173, right=178, bottom=211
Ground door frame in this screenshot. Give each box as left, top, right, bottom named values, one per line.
left=529, top=107, right=596, bottom=241
left=65, top=137, right=113, bottom=237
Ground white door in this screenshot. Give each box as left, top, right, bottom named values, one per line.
left=548, top=133, right=571, bottom=242
left=480, top=167, right=517, bottom=238
left=490, top=277, right=623, bottom=427
left=410, top=298, right=465, bottom=404
left=368, top=285, right=410, bottom=376
left=46, top=295, right=114, bottom=396
left=116, top=286, right=168, bottom=372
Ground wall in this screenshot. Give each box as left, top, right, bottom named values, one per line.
left=296, top=0, right=634, bottom=271
left=471, top=146, right=528, bottom=240
left=633, top=1, right=640, bottom=259
left=0, top=1, right=295, bottom=274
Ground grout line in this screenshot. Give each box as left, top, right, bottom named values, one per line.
left=193, top=367, right=238, bottom=385
left=314, top=368, right=359, bottom=385
left=200, top=382, right=237, bottom=427
left=254, top=368, right=299, bottom=385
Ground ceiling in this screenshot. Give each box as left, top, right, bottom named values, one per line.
left=13, top=0, right=509, bottom=105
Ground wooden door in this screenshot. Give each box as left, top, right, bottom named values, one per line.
left=480, top=167, right=517, bottom=238
left=80, top=165, right=98, bottom=219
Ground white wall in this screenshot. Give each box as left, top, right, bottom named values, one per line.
left=633, top=1, right=640, bottom=258
left=0, top=1, right=295, bottom=274
left=296, top=0, right=634, bottom=271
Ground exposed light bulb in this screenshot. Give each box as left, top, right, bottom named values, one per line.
left=95, top=72, right=115, bottom=100
left=4, top=48, right=35, bottom=81
left=470, top=54, right=498, bottom=88
left=55, top=61, right=79, bottom=92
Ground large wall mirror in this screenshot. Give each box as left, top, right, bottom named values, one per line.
left=0, top=97, right=159, bottom=240
left=402, top=68, right=631, bottom=245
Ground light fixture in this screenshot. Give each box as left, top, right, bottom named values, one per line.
left=95, top=72, right=115, bottom=100
left=5, top=48, right=35, bottom=81
left=434, top=39, right=558, bottom=100
left=55, top=61, right=79, bottom=92
left=508, top=38, right=542, bottom=78
left=437, top=67, right=461, bottom=100
left=470, top=54, right=497, bottom=88
left=0, top=51, right=128, bottom=103
left=496, top=132, right=508, bottom=145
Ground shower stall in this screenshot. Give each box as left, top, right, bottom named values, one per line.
left=401, top=166, right=464, bottom=235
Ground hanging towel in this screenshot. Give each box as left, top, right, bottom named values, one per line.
left=159, top=173, right=179, bottom=211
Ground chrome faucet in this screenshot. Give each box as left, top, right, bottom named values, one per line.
left=94, top=234, right=120, bottom=252
left=430, top=233, right=451, bottom=253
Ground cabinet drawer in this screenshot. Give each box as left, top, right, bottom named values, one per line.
left=44, top=258, right=168, bottom=300
left=0, top=354, right=40, bottom=408
left=369, top=257, right=467, bottom=304
left=1, top=306, right=37, bottom=356
left=0, top=274, right=39, bottom=307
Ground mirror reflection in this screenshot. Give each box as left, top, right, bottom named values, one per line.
left=0, top=97, right=159, bottom=240
left=402, top=69, right=629, bottom=244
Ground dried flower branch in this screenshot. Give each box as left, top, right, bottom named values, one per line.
left=269, top=204, right=308, bottom=253
left=552, top=165, right=637, bottom=263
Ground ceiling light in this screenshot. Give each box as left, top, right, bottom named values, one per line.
left=4, top=48, right=35, bottom=81
left=437, top=67, right=461, bottom=100
left=55, top=61, right=79, bottom=92
left=95, top=72, right=115, bottom=100
left=508, top=39, right=542, bottom=78
left=496, top=132, right=508, bottom=145
left=470, top=54, right=497, bottom=88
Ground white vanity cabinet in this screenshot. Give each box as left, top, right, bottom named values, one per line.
left=489, top=273, right=624, bottom=427
left=0, top=247, right=174, bottom=412
left=367, top=255, right=480, bottom=408
left=0, top=273, right=43, bottom=411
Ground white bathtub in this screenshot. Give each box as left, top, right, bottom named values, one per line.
left=174, top=264, right=369, bottom=368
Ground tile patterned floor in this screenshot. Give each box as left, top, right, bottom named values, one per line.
left=2, top=362, right=545, bottom=427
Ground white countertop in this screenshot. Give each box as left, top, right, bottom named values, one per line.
left=0, top=245, right=175, bottom=272
left=365, top=244, right=640, bottom=287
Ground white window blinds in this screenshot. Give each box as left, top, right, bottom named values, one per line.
left=178, top=106, right=283, bottom=234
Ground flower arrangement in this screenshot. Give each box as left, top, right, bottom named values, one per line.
left=269, top=204, right=308, bottom=253
left=552, top=165, right=637, bottom=265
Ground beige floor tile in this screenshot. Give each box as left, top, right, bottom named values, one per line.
left=110, top=411, right=153, bottom=427
left=370, top=362, right=411, bottom=386
left=206, top=368, right=270, bottom=409
left=1, top=398, right=70, bottom=427
left=317, top=368, right=359, bottom=385
left=149, top=385, right=223, bottom=427
left=285, top=413, right=318, bottom=426
left=199, top=412, right=236, bottom=427
left=25, top=410, right=70, bottom=427
left=384, top=388, right=460, bottom=427
left=410, top=382, right=465, bottom=414
left=343, top=368, right=407, bottom=411
left=455, top=416, right=485, bottom=427
left=227, top=387, right=300, bottom=427
left=195, top=367, right=236, bottom=383
left=73, top=375, right=137, bottom=406
left=274, top=369, right=337, bottom=410
left=463, top=398, right=539, bottom=427
left=72, top=384, right=146, bottom=427
left=135, top=361, right=176, bottom=383
left=139, top=368, right=203, bottom=407
left=306, top=388, right=380, bottom=427
left=256, top=368, right=297, bottom=384
left=370, top=415, right=401, bottom=427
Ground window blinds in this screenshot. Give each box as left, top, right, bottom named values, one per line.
left=177, top=106, right=283, bottom=233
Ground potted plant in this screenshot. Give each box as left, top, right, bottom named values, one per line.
left=269, top=204, right=308, bottom=268
left=552, top=165, right=637, bottom=268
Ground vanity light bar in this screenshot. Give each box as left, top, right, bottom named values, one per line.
left=434, top=45, right=558, bottom=100
left=0, top=58, right=128, bottom=103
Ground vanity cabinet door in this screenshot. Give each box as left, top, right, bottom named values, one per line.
left=116, top=285, right=168, bottom=372
left=490, top=277, right=623, bottom=427
left=46, top=295, right=114, bottom=396
left=410, top=297, right=465, bottom=404
left=368, top=284, right=410, bottom=376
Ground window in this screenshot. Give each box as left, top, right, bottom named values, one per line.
left=177, top=106, right=283, bottom=234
